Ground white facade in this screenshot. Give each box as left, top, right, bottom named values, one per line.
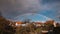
left=53, top=22, right=56, bottom=27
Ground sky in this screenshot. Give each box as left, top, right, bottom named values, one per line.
left=14, top=13, right=52, bottom=22
left=0, top=0, right=60, bottom=22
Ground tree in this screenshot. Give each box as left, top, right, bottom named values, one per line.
left=0, top=16, right=15, bottom=34
left=45, top=20, right=54, bottom=30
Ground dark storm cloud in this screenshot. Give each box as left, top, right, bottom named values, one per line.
left=0, top=0, right=41, bottom=19
left=0, top=0, right=16, bottom=19
left=0, top=0, right=60, bottom=22
left=0, top=11, right=2, bottom=16
left=42, top=0, right=60, bottom=4
left=0, top=0, right=26, bottom=19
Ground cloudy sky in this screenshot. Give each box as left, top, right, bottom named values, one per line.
left=0, top=0, right=60, bottom=22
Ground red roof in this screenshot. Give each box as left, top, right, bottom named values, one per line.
left=16, top=21, right=22, bottom=24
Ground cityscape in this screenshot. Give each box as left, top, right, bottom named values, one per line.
left=0, top=16, right=60, bottom=34
left=0, top=0, right=60, bottom=34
